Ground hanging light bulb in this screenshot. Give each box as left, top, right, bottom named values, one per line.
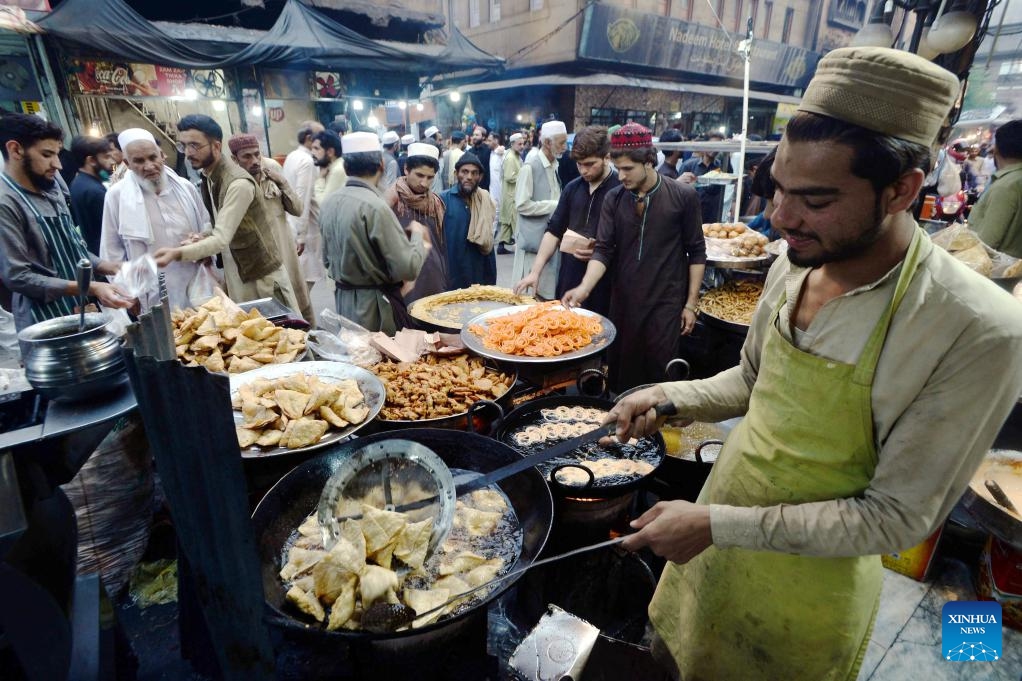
left=449, top=91, right=461, bottom=103
left=415, top=102, right=424, bottom=112
left=212, top=100, right=227, bottom=112
left=251, top=105, right=263, bottom=117
left=367, top=115, right=380, bottom=128
left=184, top=87, right=198, bottom=101
left=927, top=1, right=978, bottom=55
left=398, top=101, right=407, bottom=110
left=852, top=0, right=894, bottom=47
left=352, top=99, right=364, bottom=111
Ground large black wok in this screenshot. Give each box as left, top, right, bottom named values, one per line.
left=495, top=395, right=666, bottom=500
left=251, top=428, right=553, bottom=676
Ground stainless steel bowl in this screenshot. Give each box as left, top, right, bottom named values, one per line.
left=17, top=312, right=127, bottom=402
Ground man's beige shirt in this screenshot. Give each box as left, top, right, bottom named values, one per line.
left=662, top=234, right=1022, bottom=557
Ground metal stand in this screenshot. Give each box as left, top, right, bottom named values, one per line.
left=122, top=298, right=275, bottom=681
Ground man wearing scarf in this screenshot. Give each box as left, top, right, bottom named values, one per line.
left=0, top=113, right=133, bottom=331
left=228, top=133, right=314, bottom=323
left=563, top=123, right=705, bottom=391
left=384, top=142, right=448, bottom=305
left=100, top=128, right=206, bottom=311
left=441, top=152, right=496, bottom=290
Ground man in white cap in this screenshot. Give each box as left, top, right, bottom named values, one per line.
left=384, top=142, right=448, bottom=305
left=101, top=128, right=207, bottom=310
left=512, top=120, right=567, bottom=298
left=497, top=132, right=524, bottom=253
left=320, top=132, right=429, bottom=333
left=397, top=133, right=414, bottom=177
left=422, top=125, right=441, bottom=146
left=611, top=47, right=1022, bottom=680
left=381, top=130, right=400, bottom=190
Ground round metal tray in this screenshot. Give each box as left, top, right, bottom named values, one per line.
left=706, top=255, right=773, bottom=270
left=408, top=287, right=534, bottom=331
left=229, top=360, right=386, bottom=459
left=461, top=305, right=617, bottom=365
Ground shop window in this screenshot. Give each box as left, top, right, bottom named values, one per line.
left=470, top=0, right=480, bottom=27
left=590, top=107, right=653, bottom=128
left=490, top=0, right=500, bottom=22
left=530, top=0, right=543, bottom=11
left=659, top=0, right=672, bottom=15
left=763, top=1, right=773, bottom=39
left=782, top=6, right=794, bottom=42
left=999, top=60, right=1022, bottom=76
left=686, top=0, right=695, bottom=21
left=734, top=0, right=744, bottom=32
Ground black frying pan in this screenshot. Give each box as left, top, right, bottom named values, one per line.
left=251, top=428, right=553, bottom=643
left=494, top=395, right=666, bottom=499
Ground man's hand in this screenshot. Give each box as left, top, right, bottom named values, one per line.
left=561, top=285, right=590, bottom=308
left=180, top=233, right=206, bottom=245
left=89, top=281, right=135, bottom=310
left=264, top=163, right=287, bottom=186
left=152, top=247, right=181, bottom=267
left=513, top=272, right=539, bottom=295
left=573, top=246, right=594, bottom=262
left=603, top=384, right=669, bottom=444
left=681, top=307, right=697, bottom=335
left=621, top=500, right=713, bottom=564
left=679, top=172, right=698, bottom=185
left=408, top=220, right=432, bottom=251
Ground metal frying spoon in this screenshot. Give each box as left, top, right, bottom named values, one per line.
left=76, top=258, right=92, bottom=332
left=361, top=536, right=628, bottom=633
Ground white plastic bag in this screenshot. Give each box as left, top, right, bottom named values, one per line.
left=0, top=306, right=19, bottom=364
left=186, top=263, right=220, bottom=308
left=307, top=310, right=382, bottom=367
left=112, top=254, right=160, bottom=312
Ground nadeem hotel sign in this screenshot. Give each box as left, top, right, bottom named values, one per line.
left=578, top=4, right=820, bottom=90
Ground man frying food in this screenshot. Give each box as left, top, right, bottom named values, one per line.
left=612, top=47, right=1022, bottom=680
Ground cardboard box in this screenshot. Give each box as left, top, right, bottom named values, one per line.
left=560, top=229, right=596, bottom=255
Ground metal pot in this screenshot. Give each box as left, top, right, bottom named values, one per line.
left=495, top=395, right=666, bottom=501
left=17, top=313, right=127, bottom=403
left=250, top=428, right=553, bottom=677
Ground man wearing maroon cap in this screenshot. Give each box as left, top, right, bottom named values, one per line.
left=228, top=133, right=313, bottom=323
left=563, top=123, right=705, bottom=391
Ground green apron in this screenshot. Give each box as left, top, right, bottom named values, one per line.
left=649, top=229, right=925, bottom=680
left=1, top=173, right=89, bottom=323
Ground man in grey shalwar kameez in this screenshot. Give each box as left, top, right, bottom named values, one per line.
left=320, top=132, right=428, bottom=334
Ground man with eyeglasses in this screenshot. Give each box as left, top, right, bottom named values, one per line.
left=154, top=115, right=300, bottom=315
left=563, top=123, right=705, bottom=391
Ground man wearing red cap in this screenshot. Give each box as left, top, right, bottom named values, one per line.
left=228, top=133, right=314, bottom=323
left=564, top=122, right=705, bottom=391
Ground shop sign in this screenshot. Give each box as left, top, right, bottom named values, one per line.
left=19, top=101, right=41, bottom=114
left=578, top=4, right=820, bottom=90
left=63, top=58, right=219, bottom=98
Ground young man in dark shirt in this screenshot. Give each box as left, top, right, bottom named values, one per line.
left=513, top=126, right=619, bottom=315
left=69, top=135, right=116, bottom=254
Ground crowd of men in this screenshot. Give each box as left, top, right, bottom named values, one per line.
left=4, top=96, right=1022, bottom=394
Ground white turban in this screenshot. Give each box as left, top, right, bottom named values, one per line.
left=509, top=133, right=524, bottom=143
left=118, top=128, right=157, bottom=150
left=342, top=131, right=382, bottom=154
left=540, top=120, right=567, bottom=140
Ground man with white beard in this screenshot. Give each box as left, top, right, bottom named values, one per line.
left=100, top=128, right=207, bottom=310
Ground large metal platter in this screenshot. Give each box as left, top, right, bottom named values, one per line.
left=961, top=448, right=1022, bottom=547
left=706, top=255, right=773, bottom=270
left=229, top=360, right=385, bottom=459
left=461, top=305, right=616, bottom=365
left=408, top=287, right=535, bottom=331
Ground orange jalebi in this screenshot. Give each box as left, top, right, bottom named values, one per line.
left=468, top=302, right=603, bottom=357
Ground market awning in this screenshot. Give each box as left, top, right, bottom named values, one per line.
left=229, top=0, right=415, bottom=70
left=307, top=0, right=445, bottom=29
left=37, top=0, right=230, bottom=68
left=426, top=72, right=802, bottom=106
left=433, top=27, right=504, bottom=72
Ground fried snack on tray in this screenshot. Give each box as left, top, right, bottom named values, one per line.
left=232, top=372, right=368, bottom=449
left=467, top=301, right=603, bottom=357
left=408, top=285, right=534, bottom=329
left=371, top=354, right=513, bottom=421
left=171, top=296, right=307, bottom=373
left=699, top=281, right=764, bottom=326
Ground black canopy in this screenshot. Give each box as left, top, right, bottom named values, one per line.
left=434, top=27, right=504, bottom=71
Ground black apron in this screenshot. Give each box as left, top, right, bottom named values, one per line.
left=1, top=173, right=90, bottom=324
